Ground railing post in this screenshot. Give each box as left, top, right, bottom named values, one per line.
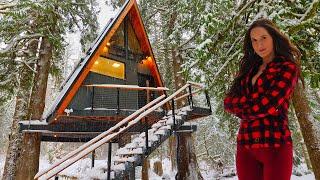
left=107, top=142, right=112, bottom=180
left=145, top=80, right=150, bottom=153
left=91, top=150, right=95, bottom=168
left=188, top=85, right=193, bottom=108
left=117, top=88, right=120, bottom=115
left=145, top=117, right=149, bottom=151
left=204, top=89, right=212, bottom=112
left=55, top=176, right=59, bottom=180
left=171, top=99, right=176, bottom=131
left=91, top=87, right=95, bottom=112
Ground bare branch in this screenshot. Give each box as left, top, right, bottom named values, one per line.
left=15, top=58, right=38, bottom=73
left=0, top=10, right=9, bottom=14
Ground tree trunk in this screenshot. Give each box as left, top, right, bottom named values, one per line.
left=15, top=37, right=52, bottom=180
left=292, top=82, right=320, bottom=180
left=15, top=132, right=41, bottom=180
left=172, top=44, right=203, bottom=180
left=176, top=132, right=203, bottom=180
left=2, top=68, right=33, bottom=180
left=3, top=38, right=52, bottom=180
left=27, top=37, right=52, bottom=120
left=142, top=159, right=150, bottom=180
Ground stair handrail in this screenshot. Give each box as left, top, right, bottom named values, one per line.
left=34, top=95, right=166, bottom=179
left=36, top=82, right=203, bottom=179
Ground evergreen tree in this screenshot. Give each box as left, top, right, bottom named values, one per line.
left=0, top=0, right=98, bottom=179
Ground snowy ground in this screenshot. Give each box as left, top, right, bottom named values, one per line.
left=0, top=154, right=4, bottom=178
left=0, top=154, right=314, bottom=179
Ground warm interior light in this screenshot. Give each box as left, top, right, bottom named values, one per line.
left=103, top=46, right=108, bottom=53
left=112, top=63, right=120, bottom=68
left=90, top=57, right=125, bottom=79
left=106, top=42, right=111, bottom=46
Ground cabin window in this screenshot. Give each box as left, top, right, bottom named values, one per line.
left=90, top=56, right=125, bottom=79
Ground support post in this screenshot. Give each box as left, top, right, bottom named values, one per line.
left=205, top=89, right=212, bottom=112
left=91, top=149, right=95, bottom=168
left=188, top=85, right=193, bottom=108
left=171, top=99, right=176, bottom=131
left=107, top=142, right=112, bottom=180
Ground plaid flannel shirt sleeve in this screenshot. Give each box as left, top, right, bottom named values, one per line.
left=223, top=80, right=251, bottom=119
left=224, top=61, right=298, bottom=120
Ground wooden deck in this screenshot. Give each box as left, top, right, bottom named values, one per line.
left=19, top=106, right=211, bottom=142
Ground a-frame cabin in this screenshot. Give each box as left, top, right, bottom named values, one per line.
left=20, top=0, right=212, bottom=179
left=20, top=0, right=169, bottom=142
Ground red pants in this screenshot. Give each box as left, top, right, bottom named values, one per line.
left=236, top=143, right=293, bottom=180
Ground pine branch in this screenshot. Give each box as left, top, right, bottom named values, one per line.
left=288, top=0, right=320, bottom=33
left=207, top=0, right=257, bottom=53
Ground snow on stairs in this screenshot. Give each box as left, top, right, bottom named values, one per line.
left=88, top=106, right=192, bottom=180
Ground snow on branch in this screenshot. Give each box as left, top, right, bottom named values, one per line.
left=299, top=0, right=319, bottom=23
left=0, top=34, right=42, bottom=54
left=0, top=1, right=18, bottom=14
left=207, top=0, right=256, bottom=52
left=178, top=25, right=201, bottom=49
left=15, top=58, right=38, bottom=73
left=209, top=49, right=241, bottom=88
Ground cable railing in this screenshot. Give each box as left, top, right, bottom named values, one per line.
left=79, top=84, right=169, bottom=116
left=35, top=82, right=210, bottom=180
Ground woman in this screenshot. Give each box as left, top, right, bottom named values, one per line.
left=223, top=18, right=304, bottom=180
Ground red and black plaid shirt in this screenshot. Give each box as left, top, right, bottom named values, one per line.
left=224, top=56, right=299, bottom=148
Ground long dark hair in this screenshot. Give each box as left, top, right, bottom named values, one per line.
left=226, top=18, right=304, bottom=97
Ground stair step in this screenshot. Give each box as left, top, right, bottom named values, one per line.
left=90, top=171, right=115, bottom=180
left=151, top=122, right=163, bottom=129
left=177, top=110, right=188, bottom=116
left=159, top=125, right=171, bottom=131
left=113, top=163, right=126, bottom=171
left=113, top=156, right=136, bottom=163
left=154, top=129, right=169, bottom=136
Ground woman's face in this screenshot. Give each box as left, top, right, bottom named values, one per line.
left=250, top=26, right=275, bottom=61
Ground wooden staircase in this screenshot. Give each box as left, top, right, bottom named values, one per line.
left=99, top=106, right=193, bottom=179
left=34, top=82, right=211, bottom=180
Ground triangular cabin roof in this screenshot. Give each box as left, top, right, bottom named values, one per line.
left=44, top=0, right=165, bottom=122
